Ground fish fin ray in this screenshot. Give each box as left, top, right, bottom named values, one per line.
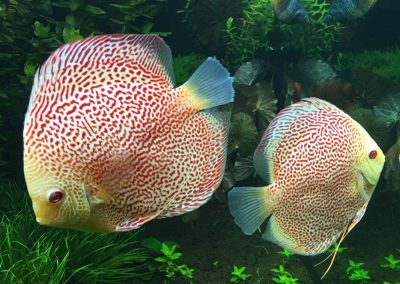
left=323, top=0, right=378, bottom=22
left=180, top=58, right=234, bottom=111
left=228, top=185, right=276, bottom=235
left=253, top=153, right=273, bottom=183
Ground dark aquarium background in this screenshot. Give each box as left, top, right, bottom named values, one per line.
left=0, top=0, right=399, bottom=283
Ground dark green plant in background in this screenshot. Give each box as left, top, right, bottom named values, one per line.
left=172, top=53, right=207, bottom=86
left=277, top=0, right=343, bottom=60
left=222, top=0, right=343, bottom=70
left=185, top=0, right=242, bottom=55
left=224, top=0, right=274, bottom=69
left=0, top=0, right=168, bottom=177
left=0, top=182, right=150, bottom=283
left=343, top=48, right=400, bottom=83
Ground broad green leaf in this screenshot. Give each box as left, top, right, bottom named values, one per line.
left=84, top=4, right=106, bottom=15
left=228, top=112, right=258, bottom=156
left=34, top=21, right=50, bottom=38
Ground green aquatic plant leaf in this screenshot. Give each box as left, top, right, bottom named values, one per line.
left=224, top=0, right=274, bottom=69
left=344, top=48, right=400, bottom=83
left=189, top=0, right=242, bottom=54
left=278, top=249, right=294, bottom=259
left=173, top=53, right=207, bottom=86
left=230, top=265, right=251, bottom=283
left=346, top=260, right=365, bottom=275
left=235, top=80, right=277, bottom=131
left=327, top=242, right=347, bottom=255
left=381, top=254, right=400, bottom=271
left=0, top=186, right=150, bottom=284
left=374, top=93, right=400, bottom=127
left=228, top=112, right=259, bottom=156
left=233, top=59, right=266, bottom=86
left=151, top=241, right=194, bottom=281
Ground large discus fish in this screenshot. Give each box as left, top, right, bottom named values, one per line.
left=24, top=34, right=234, bottom=232
left=228, top=98, right=384, bottom=255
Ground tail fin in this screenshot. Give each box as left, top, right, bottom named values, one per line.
left=181, top=57, right=234, bottom=111
left=228, top=185, right=276, bottom=235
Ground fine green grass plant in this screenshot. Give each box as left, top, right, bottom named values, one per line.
left=0, top=182, right=150, bottom=283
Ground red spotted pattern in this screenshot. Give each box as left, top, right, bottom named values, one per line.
left=24, top=34, right=228, bottom=231
left=255, top=98, right=367, bottom=254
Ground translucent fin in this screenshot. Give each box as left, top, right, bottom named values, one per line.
left=273, top=0, right=310, bottom=23
left=323, top=0, right=378, bottom=23
left=181, top=57, right=234, bottom=111
left=228, top=185, right=276, bottom=235
left=253, top=153, right=273, bottom=183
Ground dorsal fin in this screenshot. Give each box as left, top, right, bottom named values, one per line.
left=26, top=34, right=175, bottom=123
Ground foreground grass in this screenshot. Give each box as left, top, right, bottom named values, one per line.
left=0, top=181, right=151, bottom=283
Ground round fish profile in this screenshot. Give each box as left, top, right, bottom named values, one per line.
left=228, top=97, right=385, bottom=255
left=24, top=34, right=234, bottom=232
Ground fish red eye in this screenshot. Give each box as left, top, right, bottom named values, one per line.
left=48, top=190, right=64, bottom=203
left=369, top=150, right=377, bottom=159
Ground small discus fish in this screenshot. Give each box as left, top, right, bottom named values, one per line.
left=23, top=34, right=234, bottom=232
left=273, top=0, right=378, bottom=23
left=228, top=98, right=385, bottom=255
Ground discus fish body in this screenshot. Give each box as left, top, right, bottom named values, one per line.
left=24, top=34, right=234, bottom=232
left=273, top=0, right=377, bottom=23
left=228, top=98, right=384, bottom=255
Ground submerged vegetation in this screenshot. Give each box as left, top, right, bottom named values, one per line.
left=0, top=183, right=150, bottom=283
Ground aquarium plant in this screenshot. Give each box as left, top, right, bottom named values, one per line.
left=278, top=249, right=294, bottom=259
left=172, top=53, right=207, bottom=86
left=381, top=254, right=400, bottom=271
left=230, top=265, right=251, bottom=283
left=271, top=265, right=298, bottom=284
left=141, top=237, right=194, bottom=282
left=0, top=183, right=150, bottom=283
left=346, top=260, right=371, bottom=283
left=327, top=242, right=347, bottom=255
left=188, top=0, right=242, bottom=54
left=344, top=48, right=400, bottom=83
left=224, top=0, right=274, bottom=69
left=277, top=0, right=343, bottom=59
